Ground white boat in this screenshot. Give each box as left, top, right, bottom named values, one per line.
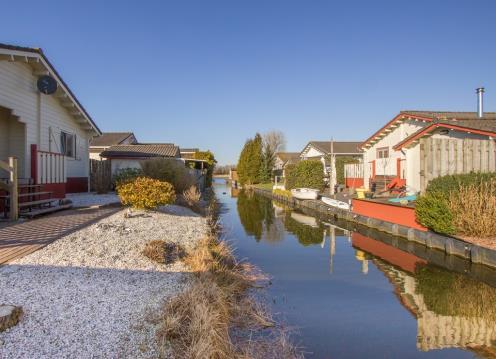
left=290, top=188, right=319, bottom=200
left=290, top=212, right=319, bottom=228
left=321, top=196, right=351, bottom=211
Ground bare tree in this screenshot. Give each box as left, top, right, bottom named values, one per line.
left=260, top=131, right=286, bottom=182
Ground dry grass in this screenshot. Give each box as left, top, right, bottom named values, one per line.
left=449, top=179, right=496, bottom=238
left=157, top=195, right=302, bottom=359
left=142, top=240, right=185, bottom=265
left=184, top=185, right=202, bottom=208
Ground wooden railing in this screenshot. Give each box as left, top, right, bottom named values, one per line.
left=31, top=144, right=67, bottom=184
left=0, top=157, right=18, bottom=221
left=344, top=163, right=364, bottom=179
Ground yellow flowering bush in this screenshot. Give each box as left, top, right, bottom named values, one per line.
left=118, top=177, right=176, bottom=209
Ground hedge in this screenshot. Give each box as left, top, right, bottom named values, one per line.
left=285, top=160, right=324, bottom=190
left=415, top=172, right=496, bottom=235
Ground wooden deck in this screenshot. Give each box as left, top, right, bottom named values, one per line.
left=0, top=205, right=121, bottom=265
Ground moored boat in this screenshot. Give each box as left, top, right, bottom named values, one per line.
left=290, top=188, right=319, bottom=200
left=321, top=196, right=351, bottom=210
left=290, top=212, right=319, bottom=228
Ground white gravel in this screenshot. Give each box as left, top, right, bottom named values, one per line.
left=0, top=205, right=207, bottom=358
left=66, top=192, right=121, bottom=208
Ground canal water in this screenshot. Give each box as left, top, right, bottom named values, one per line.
left=214, top=179, right=496, bottom=358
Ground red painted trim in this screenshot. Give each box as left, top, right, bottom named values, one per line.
left=352, top=198, right=427, bottom=231
left=345, top=178, right=364, bottom=188
left=43, top=183, right=66, bottom=199
left=352, top=232, right=427, bottom=273
left=66, top=177, right=88, bottom=193
left=394, top=123, right=496, bottom=150
left=396, top=158, right=401, bottom=178
left=30, top=144, right=37, bottom=183
left=360, top=113, right=434, bottom=149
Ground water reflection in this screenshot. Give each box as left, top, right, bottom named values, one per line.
left=233, top=188, right=496, bottom=357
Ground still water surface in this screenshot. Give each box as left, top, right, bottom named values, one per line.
left=214, top=180, right=496, bottom=358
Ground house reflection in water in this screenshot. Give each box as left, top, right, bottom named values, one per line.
left=353, top=233, right=496, bottom=356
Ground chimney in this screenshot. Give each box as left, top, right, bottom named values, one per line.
left=476, top=87, right=485, bottom=118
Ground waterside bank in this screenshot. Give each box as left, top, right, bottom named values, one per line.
left=253, top=187, right=496, bottom=272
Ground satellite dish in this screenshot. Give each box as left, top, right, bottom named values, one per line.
left=37, top=75, right=58, bottom=95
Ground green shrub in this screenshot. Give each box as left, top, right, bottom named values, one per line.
left=272, top=188, right=292, bottom=198
left=426, top=172, right=496, bottom=196
left=334, top=156, right=360, bottom=185
left=237, top=134, right=263, bottom=185
left=285, top=160, right=324, bottom=190
left=118, top=177, right=176, bottom=209
left=416, top=172, right=496, bottom=235
left=193, top=150, right=216, bottom=187
left=113, top=168, right=143, bottom=188
left=415, top=191, right=456, bottom=235
left=141, top=158, right=196, bottom=193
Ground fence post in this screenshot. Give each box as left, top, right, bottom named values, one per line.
left=9, top=157, right=18, bottom=221
left=30, top=144, right=38, bottom=184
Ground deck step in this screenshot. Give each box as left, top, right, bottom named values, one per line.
left=18, top=198, right=62, bottom=208
left=20, top=204, right=73, bottom=218
left=0, top=191, right=52, bottom=199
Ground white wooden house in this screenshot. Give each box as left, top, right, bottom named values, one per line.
left=0, top=43, right=101, bottom=197
left=355, top=109, right=496, bottom=192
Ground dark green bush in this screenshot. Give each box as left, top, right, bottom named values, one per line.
left=113, top=167, right=143, bottom=188
left=426, top=172, right=496, bottom=196
left=415, top=191, right=456, bottom=235
left=285, top=160, right=324, bottom=190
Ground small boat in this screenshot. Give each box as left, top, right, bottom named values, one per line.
left=290, top=212, right=319, bottom=227
left=321, top=196, right=351, bottom=211
left=290, top=188, right=319, bottom=200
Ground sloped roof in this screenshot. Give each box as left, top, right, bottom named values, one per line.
left=180, top=148, right=199, bottom=153
left=0, top=43, right=101, bottom=135
left=303, top=141, right=362, bottom=155
left=362, top=111, right=496, bottom=149
left=401, top=111, right=496, bottom=121
left=394, top=120, right=496, bottom=150
left=100, top=144, right=180, bottom=158
left=275, top=152, right=301, bottom=164
left=90, top=132, right=135, bottom=147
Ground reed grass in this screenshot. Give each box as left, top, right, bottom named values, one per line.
left=449, top=179, right=496, bottom=238
left=157, top=193, right=302, bottom=359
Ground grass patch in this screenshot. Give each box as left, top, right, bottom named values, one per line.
left=254, top=182, right=274, bottom=191
left=142, top=240, right=185, bottom=264
left=157, top=194, right=302, bottom=359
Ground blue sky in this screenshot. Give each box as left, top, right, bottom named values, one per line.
left=3, top=0, right=496, bottom=164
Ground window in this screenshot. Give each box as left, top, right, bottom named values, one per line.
left=376, top=147, right=389, bottom=159
left=61, top=132, right=76, bottom=157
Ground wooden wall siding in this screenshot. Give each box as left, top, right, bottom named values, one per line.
left=420, top=137, right=496, bottom=191
left=0, top=61, right=91, bottom=179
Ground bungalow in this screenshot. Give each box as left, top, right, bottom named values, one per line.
left=358, top=105, right=496, bottom=192
left=99, top=143, right=181, bottom=175
left=300, top=141, right=363, bottom=188
left=0, top=43, right=101, bottom=199
left=273, top=152, right=300, bottom=175
left=89, top=132, right=137, bottom=160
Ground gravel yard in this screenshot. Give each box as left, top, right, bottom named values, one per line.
left=67, top=192, right=121, bottom=208
left=0, top=205, right=207, bottom=358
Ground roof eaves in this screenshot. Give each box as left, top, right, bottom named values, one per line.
left=0, top=43, right=101, bottom=136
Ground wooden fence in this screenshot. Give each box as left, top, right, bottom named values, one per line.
left=90, top=159, right=112, bottom=193
left=37, top=150, right=67, bottom=184
left=420, top=137, right=496, bottom=190
left=344, top=163, right=364, bottom=179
